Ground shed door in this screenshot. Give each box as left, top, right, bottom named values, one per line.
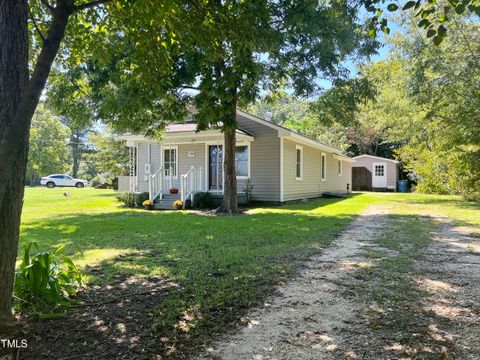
left=372, top=163, right=387, bottom=188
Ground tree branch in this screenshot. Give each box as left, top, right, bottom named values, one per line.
left=40, top=0, right=54, bottom=12
left=73, top=0, right=111, bottom=12
left=28, top=5, right=46, bottom=42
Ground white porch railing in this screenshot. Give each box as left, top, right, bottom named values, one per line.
left=149, top=167, right=163, bottom=202
left=181, top=166, right=203, bottom=206
left=149, top=166, right=203, bottom=204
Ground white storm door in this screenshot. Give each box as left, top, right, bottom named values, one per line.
left=372, top=163, right=387, bottom=188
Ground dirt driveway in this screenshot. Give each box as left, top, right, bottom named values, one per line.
left=194, top=205, right=480, bottom=360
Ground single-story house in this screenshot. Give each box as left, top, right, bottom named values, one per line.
left=352, top=154, right=400, bottom=191
left=118, top=110, right=353, bottom=207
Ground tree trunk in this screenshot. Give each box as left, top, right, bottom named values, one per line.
left=218, top=91, right=238, bottom=214
left=220, top=127, right=238, bottom=214
left=0, top=0, right=73, bottom=324
left=71, top=130, right=81, bottom=177
left=0, top=0, right=29, bottom=325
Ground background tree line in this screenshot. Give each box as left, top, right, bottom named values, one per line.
left=248, top=15, right=479, bottom=199
left=26, top=102, right=129, bottom=187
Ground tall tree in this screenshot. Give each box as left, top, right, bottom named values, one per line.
left=0, top=0, right=127, bottom=325
left=89, top=0, right=378, bottom=214
left=84, top=130, right=129, bottom=184
left=26, top=103, right=70, bottom=185
left=47, top=67, right=95, bottom=177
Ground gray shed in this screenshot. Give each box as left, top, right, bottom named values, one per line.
left=352, top=155, right=400, bottom=191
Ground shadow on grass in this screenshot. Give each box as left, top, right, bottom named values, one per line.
left=343, top=213, right=471, bottom=359
left=11, top=209, right=473, bottom=359
left=14, top=198, right=361, bottom=358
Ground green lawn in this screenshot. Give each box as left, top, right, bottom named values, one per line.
left=18, top=188, right=480, bottom=357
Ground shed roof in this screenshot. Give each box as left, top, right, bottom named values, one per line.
left=352, top=155, right=400, bottom=164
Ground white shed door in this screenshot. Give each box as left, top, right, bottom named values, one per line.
left=372, top=163, right=387, bottom=188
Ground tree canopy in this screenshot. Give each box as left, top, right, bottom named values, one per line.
left=26, top=103, right=70, bottom=185
left=310, top=15, right=480, bottom=198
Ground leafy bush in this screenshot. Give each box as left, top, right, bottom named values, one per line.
left=14, top=243, right=83, bottom=309
left=116, top=191, right=135, bottom=207
left=193, top=192, right=214, bottom=209
left=134, top=192, right=149, bottom=206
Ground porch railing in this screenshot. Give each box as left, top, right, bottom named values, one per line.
left=149, top=166, right=203, bottom=204
left=181, top=166, right=203, bottom=206
left=149, top=167, right=163, bottom=202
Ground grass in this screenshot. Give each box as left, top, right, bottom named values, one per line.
left=20, top=188, right=379, bottom=356
left=18, top=188, right=479, bottom=357
left=348, top=194, right=480, bottom=358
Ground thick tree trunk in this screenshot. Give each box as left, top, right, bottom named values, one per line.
left=220, top=127, right=238, bottom=214
left=0, top=0, right=29, bottom=325
left=219, top=92, right=238, bottom=214
left=0, top=0, right=73, bottom=324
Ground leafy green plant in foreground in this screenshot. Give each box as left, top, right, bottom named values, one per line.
left=14, top=243, right=83, bottom=311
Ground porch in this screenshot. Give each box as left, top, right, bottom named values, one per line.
left=118, top=125, right=254, bottom=207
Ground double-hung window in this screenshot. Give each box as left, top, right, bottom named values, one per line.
left=163, top=146, right=178, bottom=178
left=321, top=153, right=327, bottom=181
left=338, top=159, right=343, bottom=176
left=295, top=145, right=303, bottom=180
left=235, top=145, right=249, bottom=178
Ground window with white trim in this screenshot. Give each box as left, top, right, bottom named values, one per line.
left=338, top=159, right=343, bottom=176
left=321, top=153, right=327, bottom=181
left=295, top=145, right=303, bottom=180
left=375, top=164, right=385, bottom=177
left=235, top=145, right=249, bottom=178
left=163, top=147, right=177, bottom=178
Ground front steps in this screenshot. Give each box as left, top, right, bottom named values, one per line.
left=153, top=193, right=181, bottom=210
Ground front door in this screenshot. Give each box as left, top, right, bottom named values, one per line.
left=372, top=163, right=387, bottom=188
left=208, top=145, right=223, bottom=190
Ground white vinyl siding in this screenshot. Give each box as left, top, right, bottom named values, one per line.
left=236, top=113, right=281, bottom=201
left=321, top=153, right=327, bottom=181
left=295, top=145, right=303, bottom=180
left=282, top=139, right=352, bottom=201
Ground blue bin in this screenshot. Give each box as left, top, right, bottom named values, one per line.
left=397, top=180, right=408, bottom=193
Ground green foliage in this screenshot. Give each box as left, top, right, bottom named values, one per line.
left=243, top=179, right=254, bottom=203
left=14, top=242, right=83, bottom=310
left=364, top=0, right=480, bottom=44
left=135, top=192, right=149, bottom=207
left=27, top=104, right=70, bottom=185
left=83, top=130, right=129, bottom=183
left=116, top=191, right=135, bottom=208
left=78, top=0, right=378, bottom=135
left=193, top=192, right=214, bottom=209
left=310, top=16, right=480, bottom=199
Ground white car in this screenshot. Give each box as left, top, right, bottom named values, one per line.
left=40, top=174, right=89, bottom=188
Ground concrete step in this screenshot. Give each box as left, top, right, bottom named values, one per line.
left=156, top=193, right=181, bottom=200
left=153, top=203, right=176, bottom=210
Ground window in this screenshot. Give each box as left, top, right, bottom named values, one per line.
left=375, top=164, right=385, bottom=177
left=235, top=145, right=249, bottom=178
left=321, top=153, right=327, bottom=181
left=338, top=160, right=343, bottom=176
left=163, top=147, right=177, bottom=178
left=295, top=145, right=303, bottom=180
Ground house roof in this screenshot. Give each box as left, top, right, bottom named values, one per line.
left=352, top=154, right=400, bottom=164
left=236, top=110, right=353, bottom=162
left=119, top=110, right=352, bottom=161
